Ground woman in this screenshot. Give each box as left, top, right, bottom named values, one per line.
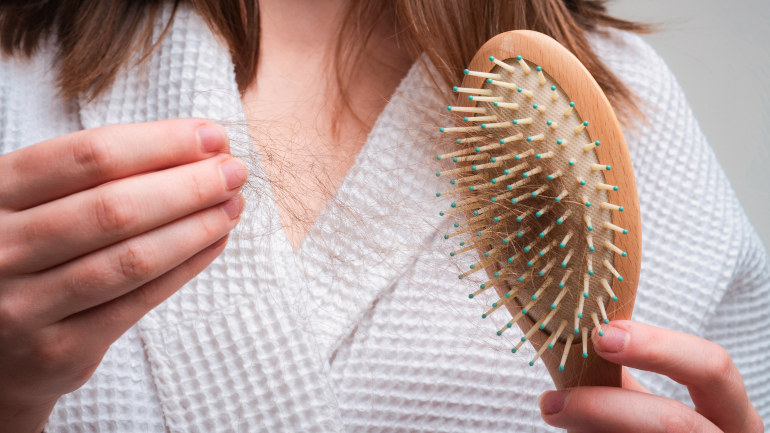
left=0, top=1, right=766, bottom=431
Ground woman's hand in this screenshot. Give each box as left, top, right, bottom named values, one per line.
left=539, top=320, right=764, bottom=432
left=0, top=119, right=247, bottom=433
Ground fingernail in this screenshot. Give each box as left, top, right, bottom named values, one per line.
left=593, top=325, right=629, bottom=353
left=220, top=159, right=248, bottom=190
left=539, top=390, right=567, bottom=415
left=221, top=195, right=244, bottom=219
left=198, top=123, right=228, bottom=153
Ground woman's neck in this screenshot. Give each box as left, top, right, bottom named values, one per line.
left=241, top=1, right=414, bottom=251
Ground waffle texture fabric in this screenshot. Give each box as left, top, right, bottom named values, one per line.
left=1, top=5, right=768, bottom=432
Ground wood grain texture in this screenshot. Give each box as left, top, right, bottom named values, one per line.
left=455, top=30, right=642, bottom=389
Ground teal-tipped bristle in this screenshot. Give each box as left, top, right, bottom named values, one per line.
left=558, top=365, right=564, bottom=371
left=463, top=68, right=470, bottom=75
left=489, top=55, right=495, bottom=61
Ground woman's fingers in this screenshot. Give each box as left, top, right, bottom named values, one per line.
left=539, top=386, right=722, bottom=433
left=15, top=195, right=243, bottom=325
left=5, top=154, right=247, bottom=273
left=0, top=118, right=228, bottom=211
left=60, top=232, right=231, bottom=361
left=592, top=321, right=763, bottom=433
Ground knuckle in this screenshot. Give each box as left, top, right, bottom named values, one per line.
left=93, top=190, right=137, bottom=234
left=130, top=284, right=158, bottom=311
left=0, top=244, right=16, bottom=273
left=702, top=343, right=736, bottom=386
left=660, top=406, right=699, bottom=433
left=71, top=129, right=115, bottom=178
left=115, top=240, right=155, bottom=282
left=29, top=332, right=79, bottom=373
left=197, top=210, right=227, bottom=240
left=0, top=292, right=27, bottom=334
left=188, top=170, right=209, bottom=204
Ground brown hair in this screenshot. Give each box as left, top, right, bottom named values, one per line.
left=0, top=0, right=648, bottom=118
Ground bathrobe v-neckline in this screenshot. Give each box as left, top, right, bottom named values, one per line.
left=76, top=6, right=444, bottom=432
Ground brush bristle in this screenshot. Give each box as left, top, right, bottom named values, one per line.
left=436, top=56, right=629, bottom=370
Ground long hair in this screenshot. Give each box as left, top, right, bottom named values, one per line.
left=0, top=0, right=649, bottom=118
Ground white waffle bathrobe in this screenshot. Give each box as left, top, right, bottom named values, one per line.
left=1, top=5, right=768, bottom=432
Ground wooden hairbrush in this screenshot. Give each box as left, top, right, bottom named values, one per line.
left=435, top=30, right=641, bottom=390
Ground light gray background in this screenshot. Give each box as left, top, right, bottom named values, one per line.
left=609, top=0, right=770, bottom=251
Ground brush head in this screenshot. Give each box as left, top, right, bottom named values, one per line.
left=435, top=31, right=641, bottom=389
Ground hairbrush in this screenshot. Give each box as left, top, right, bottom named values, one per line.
left=435, top=30, right=641, bottom=389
